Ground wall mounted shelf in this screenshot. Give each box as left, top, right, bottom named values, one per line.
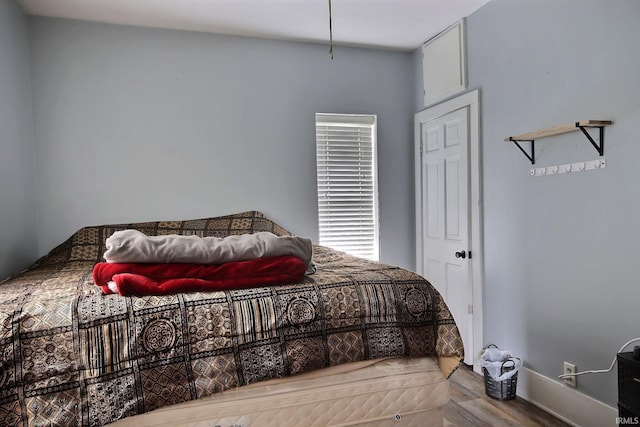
left=505, top=120, right=613, bottom=165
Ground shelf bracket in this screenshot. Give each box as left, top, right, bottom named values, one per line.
left=577, top=123, right=605, bottom=156
left=509, top=138, right=535, bottom=165
left=504, top=120, right=611, bottom=166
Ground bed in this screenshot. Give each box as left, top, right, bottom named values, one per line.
left=0, top=211, right=463, bottom=426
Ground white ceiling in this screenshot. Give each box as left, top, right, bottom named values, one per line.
left=17, top=0, right=490, bottom=51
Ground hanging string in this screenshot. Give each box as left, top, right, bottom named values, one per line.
left=328, top=0, right=334, bottom=59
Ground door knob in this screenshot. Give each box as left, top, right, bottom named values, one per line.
left=455, top=250, right=466, bottom=259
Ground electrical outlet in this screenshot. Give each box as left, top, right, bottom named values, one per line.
left=563, top=361, right=577, bottom=387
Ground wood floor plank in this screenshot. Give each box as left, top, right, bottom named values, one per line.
left=450, top=365, right=489, bottom=396
left=443, top=399, right=494, bottom=427
left=458, top=398, right=523, bottom=427
left=444, top=364, right=571, bottom=427
left=486, top=396, right=570, bottom=427
left=448, top=376, right=482, bottom=402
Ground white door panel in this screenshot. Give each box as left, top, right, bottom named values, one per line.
left=415, top=90, right=482, bottom=371
left=426, top=127, right=440, bottom=152
left=418, top=106, right=472, bottom=364
left=445, top=120, right=461, bottom=147
left=445, top=157, right=462, bottom=240
left=425, top=163, right=441, bottom=239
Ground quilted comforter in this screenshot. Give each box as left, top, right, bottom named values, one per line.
left=0, top=211, right=463, bottom=426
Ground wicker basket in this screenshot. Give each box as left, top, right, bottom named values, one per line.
left=483, top=357, right=519, bottom=400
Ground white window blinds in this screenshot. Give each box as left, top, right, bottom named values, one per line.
left=315, top=113, right=379, bottom=261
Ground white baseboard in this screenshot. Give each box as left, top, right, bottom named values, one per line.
left=516, top=367, right=618, bottom=427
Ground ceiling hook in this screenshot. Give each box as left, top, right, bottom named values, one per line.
left=328, top=0, right=334, bottom=59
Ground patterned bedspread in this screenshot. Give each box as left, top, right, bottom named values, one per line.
left=0, top=211, right=463, bottom=426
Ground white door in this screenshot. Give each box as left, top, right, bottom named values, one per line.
left=418, top=106, right=473, bottom=365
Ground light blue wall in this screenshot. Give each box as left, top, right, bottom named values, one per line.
left=0, top=1, right=38, bottom=279
left=462, top=0, right=640, bottom=406
left=28, top=18, right=416, bottom=269
left=10, top=0, right=638, bottom=410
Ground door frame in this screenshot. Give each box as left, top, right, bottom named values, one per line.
left=414, top=89, right=483, bottom=371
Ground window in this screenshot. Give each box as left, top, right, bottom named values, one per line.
left=315, top=113, right=379, bottom=261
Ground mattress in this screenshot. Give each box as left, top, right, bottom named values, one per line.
left=0, top=211, right=462, bottom=426
left=108, top=356, right=449, bottom=427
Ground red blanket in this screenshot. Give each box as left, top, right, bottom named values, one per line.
left=92, top=255, right=307, bottom=296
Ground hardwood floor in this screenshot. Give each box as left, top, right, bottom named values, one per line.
left=444, top=364, right=571, bottom=427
